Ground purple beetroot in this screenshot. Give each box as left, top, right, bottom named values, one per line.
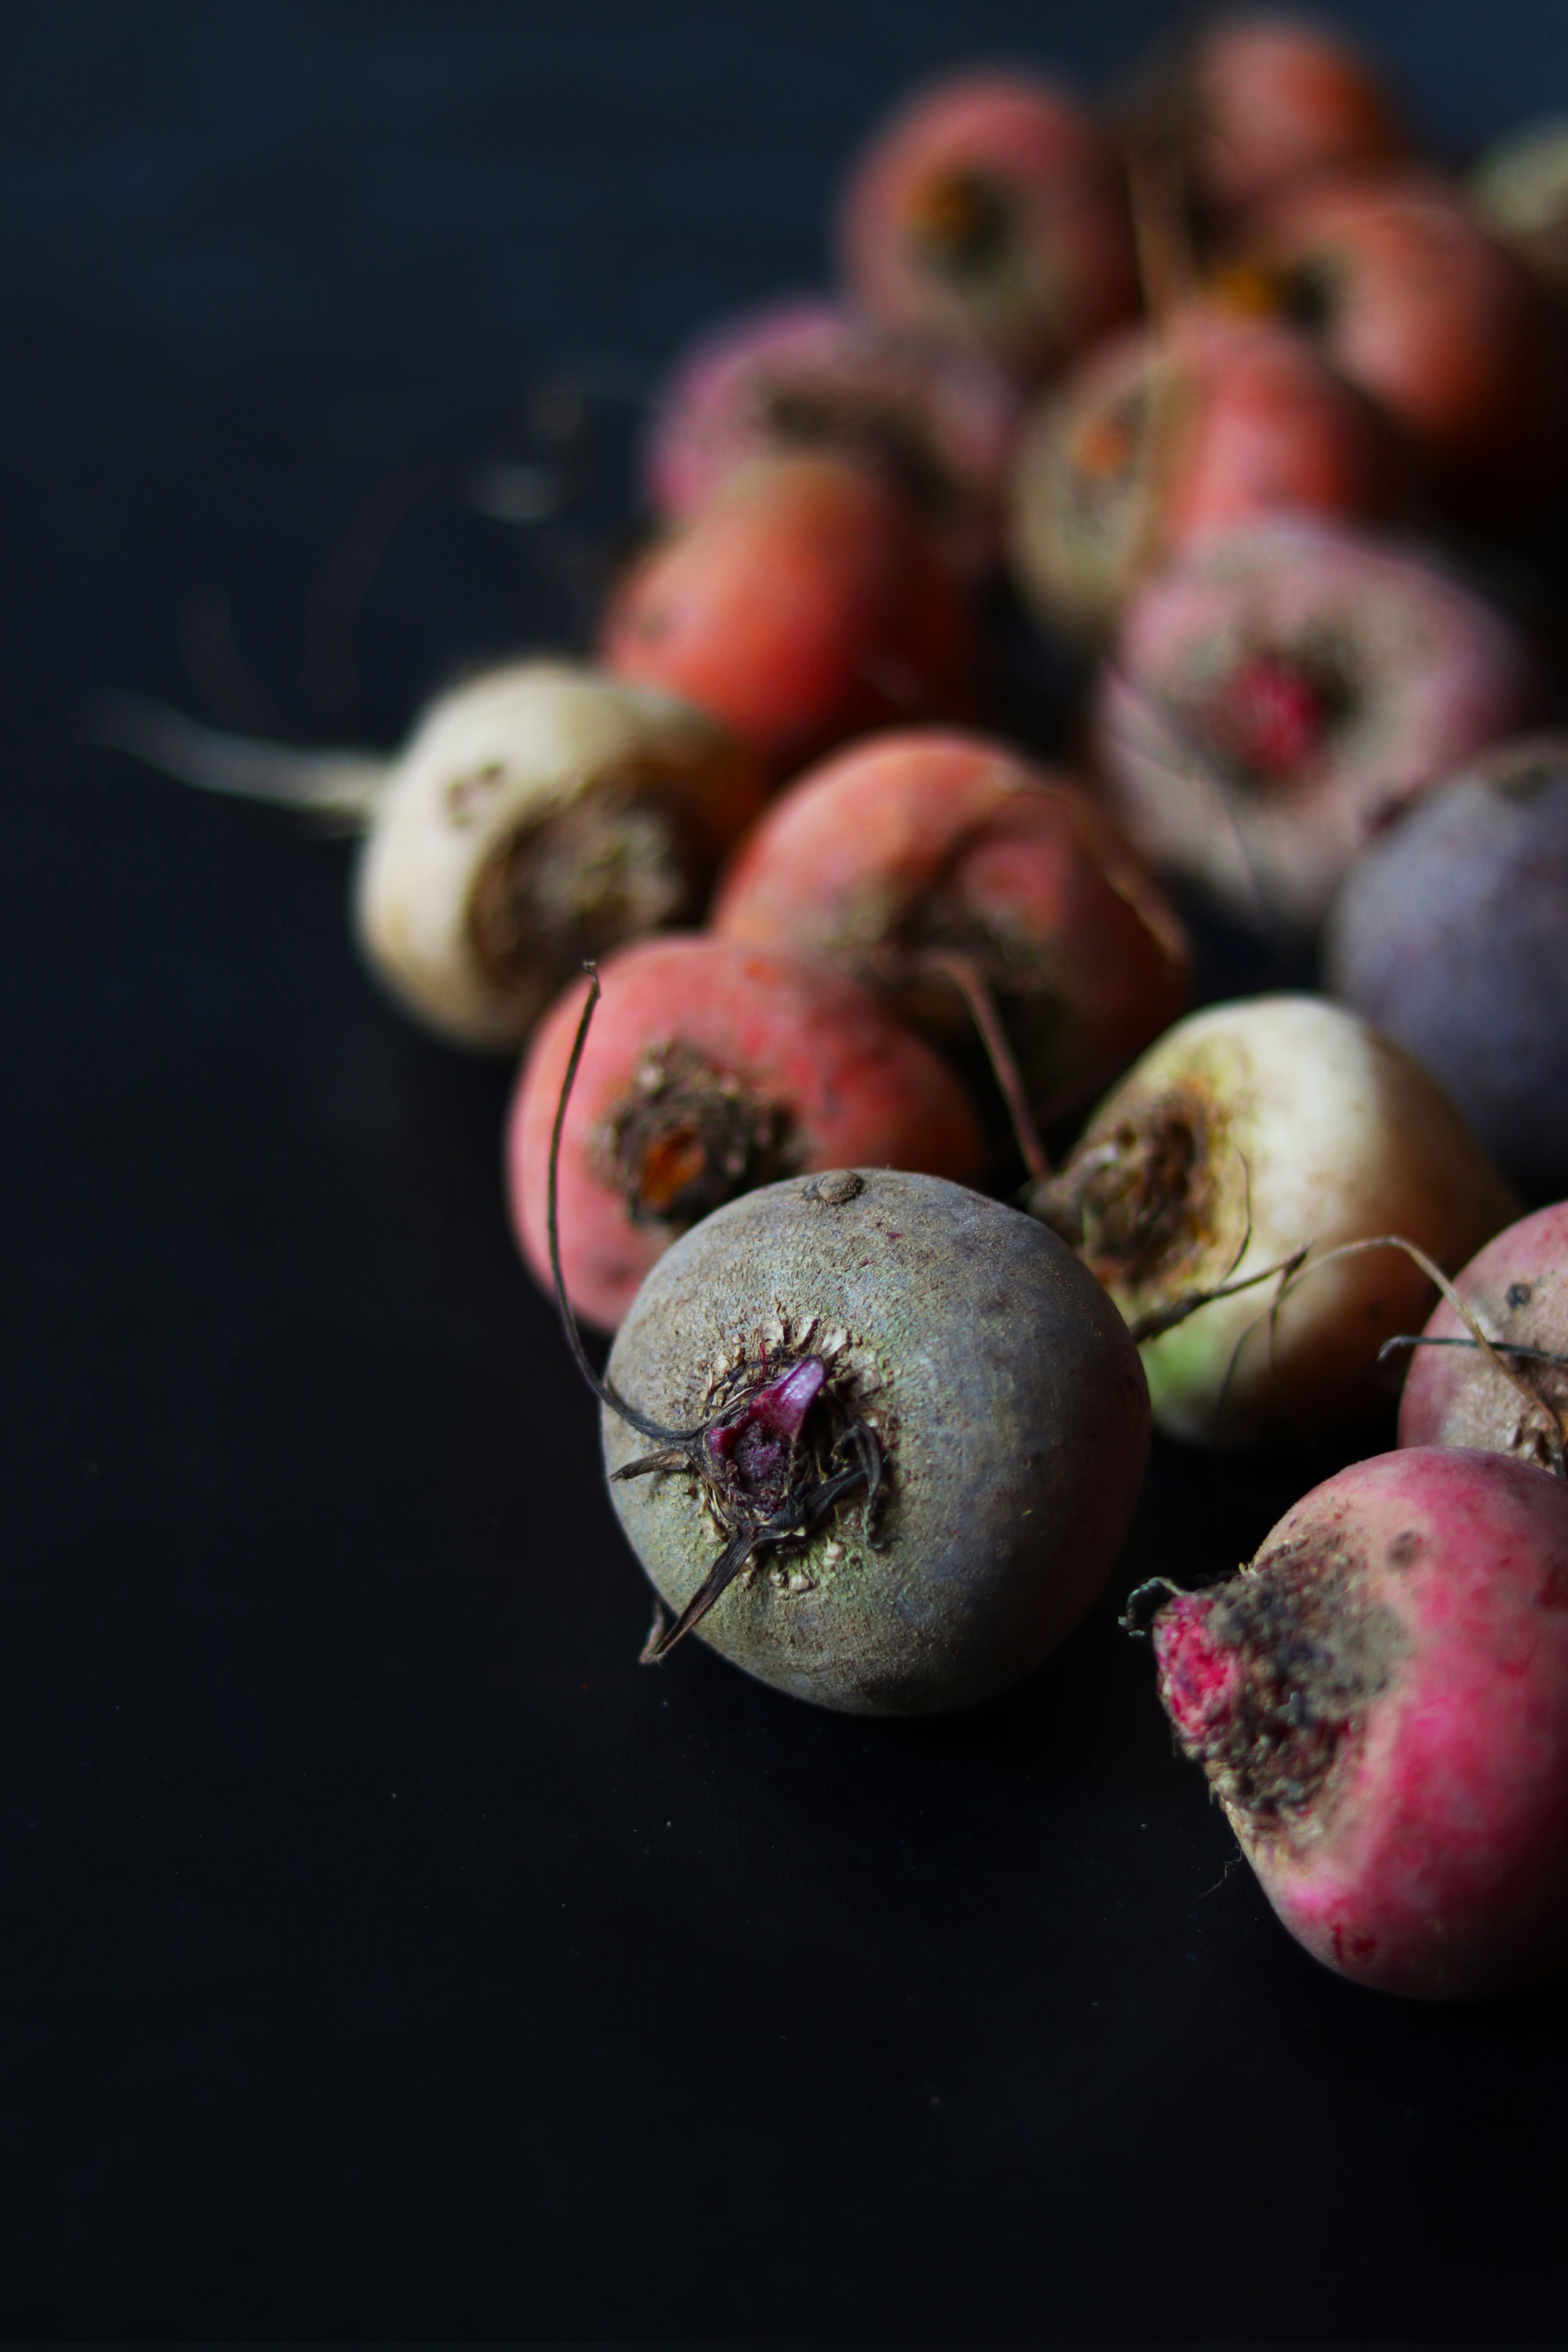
left=1323, top=735, right=1568, bottom=1196
left=1144, top=1446, right=1568, bottom=1998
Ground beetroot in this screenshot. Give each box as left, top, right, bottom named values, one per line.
left=836, top=66, right=1141, bottom=382
left=603, top=1167, right=1150, bottom=1713
left=1323, top=735, right=1568, bottom=1195
left=1134, top=12, right=1409, bottom=225
left=1029, top=994, right=1518, bottom=1446
left=510, top=935, right=982, bottom=1331
left=710, top=728, right=1190, bottom=1131
left=599, top=452, right=978, bottom=780
left=641, top=297, right=1022, bottom=580
left=1247, top=170, right=1568, bottom=511
left=1007, top=302, right=1413, bottom=639
left=1470, top=114, right=1568, bottom=295
left=1093, top=520, right=1540, bottom=935
left=1396, top=1203, right=1568, bottom=1473
left=1145, top=1446, right=1568, bottom=1998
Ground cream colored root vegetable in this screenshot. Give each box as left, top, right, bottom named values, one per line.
left=1029, top=996, right=1518, bottom=1445
left=101, top=661, right=764, bottom=1051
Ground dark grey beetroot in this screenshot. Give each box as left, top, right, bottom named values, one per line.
left=603, top=1167, right=1151, bottom=1715
left=1324, top=735, right=1568, bottom=1196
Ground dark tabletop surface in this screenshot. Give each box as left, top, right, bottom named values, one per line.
left=6, top=2, right=1568, bottom=2339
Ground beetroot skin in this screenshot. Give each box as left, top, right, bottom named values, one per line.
left=600, top=452, right=978, bottom=780
left=605, top=1167, right=1151, bottom=1713
left=510, top=935, right=982, bottom=1331
left=641, top=297, right=1023, bottom=580
left=1323, top=735, right=1568, bottom=1195
left=837, top=67, right=1140, bottom=382
left=711, top=728, right=1191, bottom=1126
left=1397, top=1203, right=1568, bottom=1472
left=1149, top=1446, right=1568, bottom=1998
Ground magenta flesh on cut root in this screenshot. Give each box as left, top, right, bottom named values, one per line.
left=1152, top=1595, right=1243, bottom=1747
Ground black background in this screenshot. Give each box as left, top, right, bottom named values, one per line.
left=6, top=2, right=1568, bottom=2339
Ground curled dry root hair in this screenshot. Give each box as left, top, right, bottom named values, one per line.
left=549, top=968, right=884, bottom=1662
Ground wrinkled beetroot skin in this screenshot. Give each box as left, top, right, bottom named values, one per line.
left=1397, top=1203, right=1568, bottom=1472
left=641, top=298, right=1023, bottom=581
left=1152, top=1446, right=1568, bottom=1998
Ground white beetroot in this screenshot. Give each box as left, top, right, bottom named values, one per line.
left=103, top=660, right=765, bottom=1052
left=1029, top=996, right=1518, bottom=1446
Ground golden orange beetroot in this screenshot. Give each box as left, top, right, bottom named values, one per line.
left=508, top=935, right=983, bottom=1330
left=712, top=728, right=1189, bottom=1128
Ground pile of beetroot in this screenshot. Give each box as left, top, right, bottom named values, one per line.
left=113, top=14, right=1568, bottom=2005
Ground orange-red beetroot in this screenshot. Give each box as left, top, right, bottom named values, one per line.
left=641, top=298, right=1023, bottom=582
left=1164, top=11, right=1408, bottom=221
left=1248, top=172, right=1568, bottom=510
left=599, top=454, right=978, bottom=781
left=509, top=935, right=983, bottom=1331
left=711, top=729, right=1190, bottom=1127
left=1007, top=302, right=1413, bottom=638
left=1397, top=1205, right=1568, bottom=1472
left=1149, top=1446, right=1568, bottom=1998
left=836, top=67, right=1141, bottom=383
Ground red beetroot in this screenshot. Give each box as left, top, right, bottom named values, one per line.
left=711, top=728, right=1190, bottom=1128
left=1093, top=519, right=1541, bottom=935
left=1149, top=1446, right=1568, bottom=1998
left=641, top=298, right=1023, bottom=580
left=1163, top=12, right=1409, bottom=221
left=1397, top=1204, right=1568, bottom=1473
left=1007, top=301, right=1413, bottom=638
left=509, top=935, right=984, bottom=1330
left=1247, top=171, right=1568, bottom=509
left=837, top=67, right=1141, bottom=383
left=599, top=453, right=978, bottom=780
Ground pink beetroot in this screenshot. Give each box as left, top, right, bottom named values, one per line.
left=836, top=67, right=1141, bottom=383
left=711, top=728, right=1189, bottom=1131
left=1148, top=1446, right=1568, bottom=1998
left=1397, top=1203, right=1568, bottom=1473
left=509, top=935, right=983, bottom=1330
left=599, top=452, right=978, bottom=781
left=641, top=297, right=1023, bottom=580
left=1093, top=519, right=1541, bottom=935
